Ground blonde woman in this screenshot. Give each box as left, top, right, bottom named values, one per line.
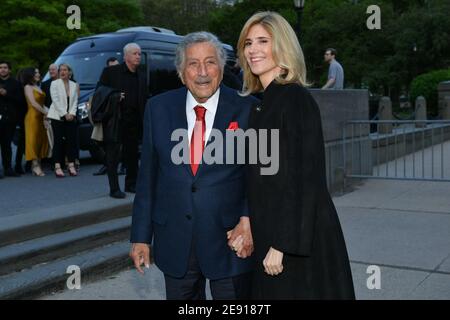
left=47, top=63, right=78, bottom=177
left=23, top=67, right=48, bottom=176
left=231, top=11, right=355, bottom=299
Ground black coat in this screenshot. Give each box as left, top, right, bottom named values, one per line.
left=247, top=81, right=355, bottom=299
left=91, top=85, right=122, bottom=143
left=41, top=78, right=53, bottom=109
left=0, top=77, right=25, bottom=124
left=98, top=63, right=148, bottom=119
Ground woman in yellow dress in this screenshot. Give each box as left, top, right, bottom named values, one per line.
left=23, top=67, right=49, bottom=176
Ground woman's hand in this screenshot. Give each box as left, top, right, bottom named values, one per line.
left=263, top=247, right=284, bottom=276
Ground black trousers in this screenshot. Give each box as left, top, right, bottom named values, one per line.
left=51, top=119, right=78, bottom=164
left=0, top=121, right=16, bottom=170
left=104, top=125, right=138, bottom=192
left=164, top=243, right=252, bottom=300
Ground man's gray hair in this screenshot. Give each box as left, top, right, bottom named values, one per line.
left=123, top=43, right=141, bottom=56
left=175, top=32, right=227, bottom=79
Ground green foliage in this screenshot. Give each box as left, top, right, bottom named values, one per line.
left=410, top=69, right=450, bottom=116
left=208, top=0, right=450, bottom=94
left=0, top=0, right=143, bottom=73
left=139, top=0, right=217, bottom=36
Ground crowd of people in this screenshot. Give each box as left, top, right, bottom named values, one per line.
left=0, top=48, right=143, bottom=185
left=0, top=61, right=82, bottom=178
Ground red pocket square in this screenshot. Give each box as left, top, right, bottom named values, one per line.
left=227, top=121, right=239, bottom=130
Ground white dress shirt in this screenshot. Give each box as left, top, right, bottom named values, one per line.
left=186, top=88, right=220, bottom=146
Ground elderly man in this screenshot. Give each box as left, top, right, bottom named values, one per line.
left=41, top=64, right=59, bottom=109
left=98, top=43, right=147, bottom=198
left=130, top=32, right=257, bottom=300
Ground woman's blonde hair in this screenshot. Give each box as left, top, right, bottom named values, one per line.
left=237, top=11, right=309, bottom=96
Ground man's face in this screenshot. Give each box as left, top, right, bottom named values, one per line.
left=125, top=48, right=141, bottom=68
left=324, top=51, right=333, bottom=63
left=182, top=42, right=223, bottom=103
left=48, top=64, right=58, bottom=79
left=0, top=63, right=10, bottom=79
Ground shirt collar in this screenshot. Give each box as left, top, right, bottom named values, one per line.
left=186, top=87, right=220, bottom=114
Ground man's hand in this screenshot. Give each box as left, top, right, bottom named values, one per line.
left=65, top=114, right=74, bottom=121
left=263, top=247, right=284, bottom=276
left=227, top=216, right=254, bottom=258
left=130, top=243, right=151, bottom=274
left=0, top=88, right=7, bottom=96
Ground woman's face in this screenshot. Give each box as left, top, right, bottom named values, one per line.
left=243, top=24, right=279, bottom=85
left=59, top=66, right=69, bottom=80
left=34, top=69, right=40, bottom=83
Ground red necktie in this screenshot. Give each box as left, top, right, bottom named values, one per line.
left=190, top=105, right=206, bottom=175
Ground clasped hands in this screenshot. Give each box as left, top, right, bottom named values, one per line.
left=227, top=216, right=254, bottom=259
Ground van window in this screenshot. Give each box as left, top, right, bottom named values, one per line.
left=148, top=52, right=183, bottom=96
left=48, top=51, right=123, bottom=88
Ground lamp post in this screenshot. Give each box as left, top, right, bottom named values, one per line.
left=293, top=0, right=305, bottom=38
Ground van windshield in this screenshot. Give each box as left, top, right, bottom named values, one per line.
left=44, top=51, right=123, bottom=88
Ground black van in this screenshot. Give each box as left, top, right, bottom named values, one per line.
left=45, top=26, right=237, bottom=158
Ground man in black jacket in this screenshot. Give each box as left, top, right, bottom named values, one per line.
left=0, top=61, right=24, bottom=178
left=97, top=43, right=148, bottom=198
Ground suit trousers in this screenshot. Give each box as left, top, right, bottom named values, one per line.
left=164, top=241, right=252, bottom=300
left=0, top=121, right=15, bottom=170
left=104, top=123, right=138, bottom=192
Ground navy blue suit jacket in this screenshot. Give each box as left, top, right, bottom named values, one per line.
left=131, top=84, right=258, bottom=280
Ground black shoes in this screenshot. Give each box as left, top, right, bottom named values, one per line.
left=93, top=165, right=108, bottom=176
left=125, top=185, right=136, bottom=193
left=110, top=190, right=126, bottom=199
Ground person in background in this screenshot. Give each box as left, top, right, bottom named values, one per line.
left=23, top=67, right=48, bottom=176
left=97, top=44, right=147, bottom=198
left=235, top=11, right=355, bottom=299
left=322, top=48, right=344, bottom=90
left=47, top=63, right=79, bottom=177
left=0, top=60, right=23, bottom=177
left=13, top=67, right=28, bottom=175
left=92, top=56, right=126, bottom=177
left=41, top=64, right=59, bottom=109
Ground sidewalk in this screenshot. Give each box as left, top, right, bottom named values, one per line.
left=41, top=178, right=450, bottom=300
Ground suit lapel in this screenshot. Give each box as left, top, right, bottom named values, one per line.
left=169, top=88, right=192, bottom=177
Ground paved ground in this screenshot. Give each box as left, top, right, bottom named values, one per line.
left=0, top=150, right=126, bottom=218
left=41, top=178, right=450, bottom=300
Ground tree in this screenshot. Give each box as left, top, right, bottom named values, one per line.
left=140, top=0, right=217, bottom=35
left=0, top=0, right=143, bottom=73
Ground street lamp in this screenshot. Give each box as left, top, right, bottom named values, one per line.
left=293, top=0, right=305, bottom=38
